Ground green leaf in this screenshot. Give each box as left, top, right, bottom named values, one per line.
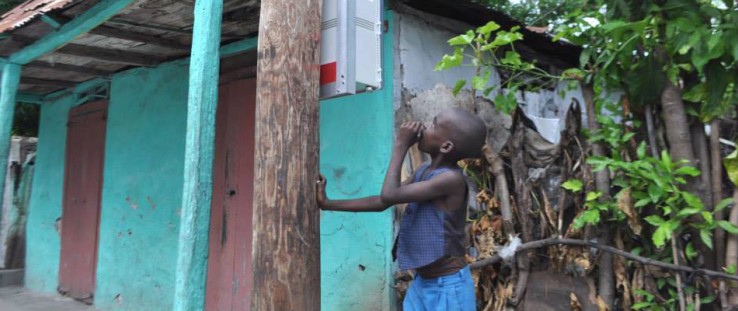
left=686, top=242, right=697, bottom=260
left=476, top=21, right=500, bottom=37
left=586, top=191, right=602, bottom=202
left=674, top=166, right=700, bottom=177
left=562, top=179, right=583, bottom=192
left=635, top=198, right=651, bottom=208
left=715, top=198, right=733, bottom=212
left=724, top=150, right=738, bottom=186
left=452, top=79, right=466, bottom=96
left=501, top=51, right=522, bottom=66
left=701, top=229, right=713, bottom=249
left=573, top=209, right=600, bottom=228
left=683, top=192, right=703, bottom=209
left=653, top=225, right=672, bottom=248
left=562, top=68, right=585, bottom=80
left=472, top=70, right=491, bottom=91
left=637, top=142, right=647, bottom=159
left=677, top=207, right=702, bottom=217
left=435, top=48, right=464, bottom=71
left=448, top=30, right=475, bottom=46
left=725, top=264, right=737, bottom=274
left=718, top=220, right=738, bottom=234
left=683, top=83, right=708, bottom=102
left=648, top=184, right=663, bottom=202
left=702, top=211, right=714, bottom=225
left=644, top=215, right=665, bottom=226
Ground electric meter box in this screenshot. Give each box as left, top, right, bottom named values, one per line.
left=320, top=0, right=382, bottom=99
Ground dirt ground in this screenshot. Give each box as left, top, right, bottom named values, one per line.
left=0, top=286, right=94, bottom=311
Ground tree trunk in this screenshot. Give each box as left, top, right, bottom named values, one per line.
left=692, top=122, right=715, bottom=271
left=661, top=81, right=696, bottom=164
left=645, top=104, right=659, bottom=158
left=711, top=119, right=726, bottom=269
left=582, top=85, right=615, bottom=307
left=510, top=110, right=533, bottom=305
left=725, top=190, right=738, bottom=305
left=250, top=0, right=322, bottom=309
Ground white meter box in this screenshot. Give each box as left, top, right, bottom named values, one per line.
left=320, top=0, right=382, bottom=99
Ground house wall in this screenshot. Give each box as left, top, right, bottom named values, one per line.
left=26, top=61, right=189, bottom=311
left=26, top=19, right=397, bottom=311
left=318, top=10, right=396, bottom=311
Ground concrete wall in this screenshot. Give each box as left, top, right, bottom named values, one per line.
left=394, top=8, right=586, bottom=146
left=94, top=61, right=189, bottom=310
left=25, top=96, right=73, bottom=292
left=26, top=61, right=189, bottom=310
left=318, top=10, right=396, bottom=311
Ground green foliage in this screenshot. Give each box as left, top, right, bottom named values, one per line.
left=436, top=22, right=559, bottom=114
left=482, top=0, right=590, bottom=28
left=12, top=102, right=39, bottom=137
left=555, top=0, right=738, bottom=121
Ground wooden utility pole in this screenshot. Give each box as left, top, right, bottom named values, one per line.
left=251, top=0, right=322, bottom=309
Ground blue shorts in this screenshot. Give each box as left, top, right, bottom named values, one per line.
left=403, top=266, right=476, bottom=311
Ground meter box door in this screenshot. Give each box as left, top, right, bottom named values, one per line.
left=320, top=0, right=382, bottom=99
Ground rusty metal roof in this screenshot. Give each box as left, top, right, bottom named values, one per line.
left=0, top=0, right=79, bottom=34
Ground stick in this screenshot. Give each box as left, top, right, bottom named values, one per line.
left=469, top=237, right=738, bottom=282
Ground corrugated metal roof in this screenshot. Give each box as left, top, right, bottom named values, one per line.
left=0, top=0, right=78, bottom=34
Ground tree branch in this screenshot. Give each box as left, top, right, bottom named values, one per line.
left=469, top=237, right=738, bottom=282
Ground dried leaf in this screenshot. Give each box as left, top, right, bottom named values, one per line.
left=617, top=188, right=642, bottom=235
left=542, top=190, right=558, bottom=230
left=570, top=293, right=583, bottom=311
left=614, top=230, right=631, bottom=309
left=595, top=295, right=610, bottom=311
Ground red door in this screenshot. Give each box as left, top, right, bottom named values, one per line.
left=58, top=101, right=108, bottom=303
left=205, top=79, right=256, bottom=311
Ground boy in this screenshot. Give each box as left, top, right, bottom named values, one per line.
left=316, top=108, right=487, bottom=310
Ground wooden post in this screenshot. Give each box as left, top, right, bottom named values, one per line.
left=0, top=63, right=20, bottom=219
left=251, top=0, right=322, bottom=309
left=173, top=1, right=222, bottom=310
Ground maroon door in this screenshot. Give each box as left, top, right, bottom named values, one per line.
left=205, top=78, right=256, bottom=311
left=58, top=101, right=108, bottom=303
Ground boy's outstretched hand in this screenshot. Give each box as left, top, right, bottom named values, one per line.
left=316, top=174, right=328, bottom=208
left=396, top=121, right=424, bottom=147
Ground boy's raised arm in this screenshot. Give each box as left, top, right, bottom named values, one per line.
left=380, top=122, right=462, bottom=205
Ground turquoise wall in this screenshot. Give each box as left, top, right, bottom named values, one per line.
left=26, top=61, right=189, bottom=310
left=319, top=11, right=396, bottom=311
left=25, top=95, right=74, bottom=292
left=94, top=61, right=189, bottom=310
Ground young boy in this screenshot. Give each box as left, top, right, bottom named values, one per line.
left=316, top=108, right=487, bottom=311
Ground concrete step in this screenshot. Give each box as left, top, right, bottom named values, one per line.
left=0, top=269, right=23, bottom=287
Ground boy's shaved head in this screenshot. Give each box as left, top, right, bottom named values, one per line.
left=438, top=108, right=487, bottom=160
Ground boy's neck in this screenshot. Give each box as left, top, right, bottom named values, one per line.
left=428, top=154, right=457, bottom=169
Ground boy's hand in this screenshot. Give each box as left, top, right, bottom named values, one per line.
left=396, top=121, right=424, bottom=147
left=316, top=174, right=328, bottom=208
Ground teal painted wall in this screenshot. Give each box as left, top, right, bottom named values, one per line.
left=319, top=10, right=396, bottom=311
left=94, top=61, right=189, bottom=310
left=25, top=95, right=75, bottom=292
left=25, top=61, right=189, bottom=310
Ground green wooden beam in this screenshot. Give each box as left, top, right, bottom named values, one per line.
left=174, top=0, right=223, bottom=310
left=220, top=36, right=257, bottom=58
left=0, top=63, right=21, bottom=221
left=17, top=93, right=44, bottom=104
left=9, top=0, right=135, bottom=64
left=40, top=15, right=62, bottom=30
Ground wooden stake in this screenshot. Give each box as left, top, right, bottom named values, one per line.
left=251, top=0, right=322, bottom=309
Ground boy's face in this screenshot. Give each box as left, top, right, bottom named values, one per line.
left=418, top=111, right=452, bottom=154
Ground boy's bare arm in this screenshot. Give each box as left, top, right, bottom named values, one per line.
left=316, top=175, right=392, bottom=212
